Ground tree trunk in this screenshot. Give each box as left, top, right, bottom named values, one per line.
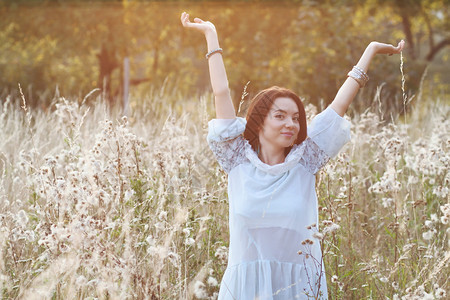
left=97, top=43, right=119, bottom=105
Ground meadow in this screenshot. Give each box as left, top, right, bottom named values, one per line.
left=0, top=72, right=448, bottom=300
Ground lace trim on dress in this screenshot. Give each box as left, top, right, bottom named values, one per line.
left=208, top=136, right=248, bottom=174
left=207, top=117, right=248, bottom=174
left=299, top=138, right=331, bottom=175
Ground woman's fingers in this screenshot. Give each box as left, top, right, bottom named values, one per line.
left=388, top=40, right=405, bottom=55
left=180, top=12, right=192, bottom=27
left=397, top=40, right=405, bottom=52
left=180, top=12, right=206, bottom=30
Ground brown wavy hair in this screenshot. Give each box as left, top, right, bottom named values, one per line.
left=243, top=86, right=307, bottom=155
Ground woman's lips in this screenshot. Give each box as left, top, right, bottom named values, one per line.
left=281, top=132, right=294, bottom=137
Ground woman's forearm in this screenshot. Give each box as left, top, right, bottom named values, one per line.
left=180, top=12, right=236, bottom=119
left=330, top=40, right=404, bottom=117
left=330, top=44, right=377, bottom=117
left=205, top=32, right=235, bottom=119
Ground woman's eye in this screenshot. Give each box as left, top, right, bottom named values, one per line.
left=275, top=115, right=284, bottom=119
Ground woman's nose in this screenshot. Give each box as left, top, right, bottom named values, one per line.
left=285, top=118, right=294, bottom=128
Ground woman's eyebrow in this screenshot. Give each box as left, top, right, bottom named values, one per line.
left=271, top=109, right=299, bottom=115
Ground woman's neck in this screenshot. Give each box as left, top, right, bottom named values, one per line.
left=258, top=145, right=286, bottom=166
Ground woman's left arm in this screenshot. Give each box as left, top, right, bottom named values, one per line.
left=330, top=40, right=405, bottom=117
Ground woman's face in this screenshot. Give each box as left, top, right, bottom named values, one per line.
left=258, top=97, right=300, bottom=152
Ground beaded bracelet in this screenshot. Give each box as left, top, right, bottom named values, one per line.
left=347, top=66, right=369, bottom=88
left=206, top=48, right=223, bottom=59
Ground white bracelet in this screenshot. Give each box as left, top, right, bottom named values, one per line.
left=205, top=48, right=223, bottom=59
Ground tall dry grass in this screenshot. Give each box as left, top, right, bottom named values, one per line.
left=0, top=82, right=448, bottom=299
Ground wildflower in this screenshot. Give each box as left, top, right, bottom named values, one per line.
left=24, top=230, right=36, bottom=242
left=193, top=281, right=208, bottom=299
left=441, top=203, right=450, bottom=216
left=422, top=230, right=435, bottom=240
left=185, top=237, right=195, bottom=247
left=167, top=251, right=180, bottom=267
left=17, top=210, right=28, bottom=227
left=430, top=214, right=438, bottom=222
left=158, top=211, right=168, bottom=221
left=381, top=197, right=393, bottom=208
left=312, top=232, right=324, bottom=241
left=435, top=288, right=446, bottom=299
left=331, top=275, right=338, bottom=283
left=323, top=223, right=340, bottom=235
left=424, top=220, right=433, bottom=228
left=207, top=276, right=218, bottom=287
left=145, top=235, right=155, bottom=246
left=215, top=246, right=228, bottom=263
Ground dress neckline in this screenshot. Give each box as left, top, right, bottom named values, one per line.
left=243, top=139, right=306, bottom=175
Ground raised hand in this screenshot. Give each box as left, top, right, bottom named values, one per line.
left=179, top=12, right=235, bottom=119
left=330, top=39, right=406, bottom=116
left=180, top=12, right=217, bottom=37
left=370, top=40, right=405, bottom=56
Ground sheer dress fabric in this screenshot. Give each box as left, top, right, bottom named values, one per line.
left=207, top=107, right=351, bottom=300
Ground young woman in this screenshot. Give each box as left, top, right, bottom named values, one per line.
left=181, top=12, right=404, bottom=300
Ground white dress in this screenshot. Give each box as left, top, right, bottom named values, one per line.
left=207, top=107, right=351, bottom=300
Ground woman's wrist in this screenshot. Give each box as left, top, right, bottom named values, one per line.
left=367, top=42, right=382, bottom=55
left=205, top=32, right=220, bottom=51
left=204, top=28, right=218, bottom=40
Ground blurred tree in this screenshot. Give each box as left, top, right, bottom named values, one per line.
left=0, top=0, right=448, bottom=110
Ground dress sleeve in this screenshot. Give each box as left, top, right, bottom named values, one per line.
left=300, top=107, right=351, bottom=174
left=207, top=117, right=247, bottom=173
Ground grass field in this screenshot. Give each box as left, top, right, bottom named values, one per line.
left=0, top=82, right=448, bottom=299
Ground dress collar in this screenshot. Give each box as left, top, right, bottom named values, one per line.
left=243, top=140, right=306, bottom=175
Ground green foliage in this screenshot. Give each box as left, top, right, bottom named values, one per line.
left=0, top=1, right=448, bottom=110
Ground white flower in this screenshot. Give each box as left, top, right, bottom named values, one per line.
left=422, top=230, right=435, bottom=240
left=207, top=276, right=218, bottom=287
left=381, top=197, right=394, bottom=208
left=145, top=235, right=155, bottom=246
left=185, top=237, right=195, bottom=247
left=323, top=223, right=340, bottom=235
left=17, top=210, right=29, bottom=227
left=430, top=214, right=438, bottom=222
left=158, top=211, right=168, bottom=221
left=435, top=287, right=446, bottom=299
left=193, top=281, right=208, bottom=299
left=215, top=246, right=228, bottom=263
left=312, top=232, right=324, bottom=240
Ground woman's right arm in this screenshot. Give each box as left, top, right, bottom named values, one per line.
left=181, top=12, right=236, bottom=119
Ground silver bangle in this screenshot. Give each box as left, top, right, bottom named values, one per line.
left=206, top=48, right=223, bottom=59
left=353, top=66, right=369, bottom=81
left=347, top=66, right=369, bottom=87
